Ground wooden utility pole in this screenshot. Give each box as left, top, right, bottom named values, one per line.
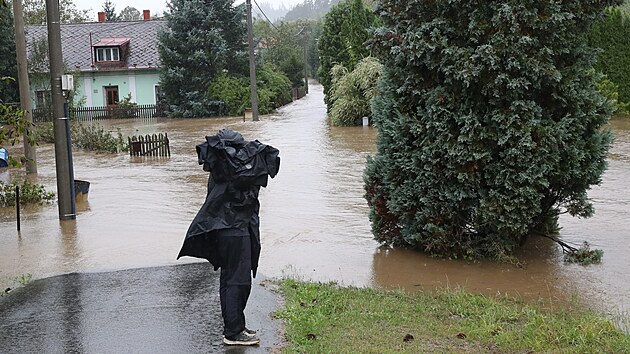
left=245, top=0, right=259, bottom=121
left=12, top=0, right=37, bottom=174
left=46, top=0, right=76, bottom=220
left=303, top=28, right=308, bottom=95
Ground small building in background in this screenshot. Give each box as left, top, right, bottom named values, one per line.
left=25, top=11, right=165, bottom=114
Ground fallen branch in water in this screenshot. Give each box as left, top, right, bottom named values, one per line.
left=537, top=234, right=603, bottom=265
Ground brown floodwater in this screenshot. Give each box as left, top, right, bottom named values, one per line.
left=1, top=82, right=628, bottom=324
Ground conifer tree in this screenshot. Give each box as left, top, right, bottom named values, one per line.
left=365, top=0, right=621, bottom=260
left=102, top=0, right=119, bottom=22
left=0, top=3, right=18, bottom=103
left=158, top=0, right=247, bottom=117
left=317, top=0, right=376, bottom=104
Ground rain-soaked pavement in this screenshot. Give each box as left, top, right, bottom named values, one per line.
left=0, top=263, right=281, bottom=353
left=1, top=81, right=630, bottom=346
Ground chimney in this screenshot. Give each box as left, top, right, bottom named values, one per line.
left=97, top=11, right=106, bottom=22
left=143, top=10, right=150, bottom=21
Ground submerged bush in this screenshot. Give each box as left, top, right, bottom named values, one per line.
left=0, top=180, right=55, bottom=208
left=564, top=241, right=604, bottom=265
left=72, top=123, right=127, bottom=153
left=35, top=122, right=128, bottom=153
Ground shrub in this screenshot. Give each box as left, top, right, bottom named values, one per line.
left=207, top=74, right=250, bottom=116
left=365, top=0, right=618, bottom=260
left=72, top=123, right=127, bottom=153
left=589, top=8, right=630, bottom=107
left=207, top=65, right=293, bottom=116
left=329, top=57, right=383, bottom=126
left=0, top=179, right=55, bottom=208
left=35, top=122, right=127, bottom=153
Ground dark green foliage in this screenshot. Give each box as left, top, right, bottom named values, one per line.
left=35, top=121, right=127, bottom=153
left=0, top=4, right=18, bottom=103
left=258, top=64, right=293, bottom=106
left=254, top=19, right=317, bottom=89
left=158, top=0, right=247, bottom=117
left=207, top=74, right=249, bottom=116
left=102, top=0, right=119, bottom=22
left=589, top=8, right=630, bottom=106
left=0, top=179, right=55, bottom=208
left=317, top=0, right=377, bottom=104
left=328, top=56, right=382, bottom=126
left=365, top=0, right=619, bottom=260
left=207, top=64, right=292, bottom=116
left=72, top=123, right=127, bottom=153
left=596, top=74, right=628, bottom=113
left=281, top=52, right=305, bottom=88
left=564, top=241, right=604, bottom=265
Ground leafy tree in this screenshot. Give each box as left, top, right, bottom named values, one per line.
left=158, top=0, right=247, bottom=117
left=119, top=6, right=141, bottom=21
left=317, top=0, right=376, bottom=104
left=0, top=3, right=18, bottom=103
left=102, top=0, right=119, bottom=22
left=254, top=19, right=317, bottom=88
left=207, top=64, right=292, bottom=116
left=364, top=0, right=620, bottom=260
left=21, top=0, right=90, bottom=24
left=328, top=56, right=382, bottom=126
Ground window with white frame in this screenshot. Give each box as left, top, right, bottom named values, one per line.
left=95, top=47, right=120, bottom=62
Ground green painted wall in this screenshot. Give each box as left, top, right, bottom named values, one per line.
left=135, top=73, right=161, bottom=104
left=91, top=73, right=128, bottom=106
left=29, top=69, right=161, bottom=108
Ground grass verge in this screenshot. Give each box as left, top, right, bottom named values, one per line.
left=275, top=279, right=630, bottom=353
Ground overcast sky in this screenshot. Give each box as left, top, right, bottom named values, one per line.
left=73, top=0, right=302, bottom=21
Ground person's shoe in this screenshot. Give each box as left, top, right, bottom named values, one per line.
left=223, top=331, right=260, bottom=346
left=243, top=328, right=257, bottom=337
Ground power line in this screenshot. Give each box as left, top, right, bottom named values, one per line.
left=252, top=0, right=278, bottom=31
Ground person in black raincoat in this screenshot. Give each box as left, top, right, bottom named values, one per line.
left=177, top=129, right=280, bottom=346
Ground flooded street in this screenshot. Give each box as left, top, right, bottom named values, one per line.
left=1, top=82, right=629, bottom=321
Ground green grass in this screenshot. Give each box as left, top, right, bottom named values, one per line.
left=275, top=280, right=630, bottom=353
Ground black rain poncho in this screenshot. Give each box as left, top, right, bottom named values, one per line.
left=177, top=129, right=280, bottom=277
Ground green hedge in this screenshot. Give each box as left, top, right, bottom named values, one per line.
left=590, top=8, right=630, bottom=106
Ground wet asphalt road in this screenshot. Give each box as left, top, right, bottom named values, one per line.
left=0, top=263, right=283, bottom=354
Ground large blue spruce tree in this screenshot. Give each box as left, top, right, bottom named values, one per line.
left=365, top=0, right=621, bottom=260
left=158, top=0, right=246, bottom=117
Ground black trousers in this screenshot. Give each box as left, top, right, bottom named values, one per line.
left=217, top=232, right=252, bottom=338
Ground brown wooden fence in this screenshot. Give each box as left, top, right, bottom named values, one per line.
left=128, top=133, right=170, bottom=157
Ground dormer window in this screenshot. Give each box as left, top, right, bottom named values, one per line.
left=95, top=47, right=120, bottom=62
left=92, top=37, right=130, bottom=65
